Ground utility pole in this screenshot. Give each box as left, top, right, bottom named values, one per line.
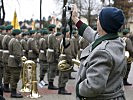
left=40, top=0, right=42, bottom=29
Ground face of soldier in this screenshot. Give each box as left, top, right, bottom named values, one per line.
left=97, top=19, right=107, bottom=36
left=7, top=30, right=12, bottom=35
left=66, top=32, right=70, bottom=38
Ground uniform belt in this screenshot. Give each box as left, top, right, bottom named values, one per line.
left=3, top=50, right=9, bottom=53
left=23, top=50, right=26, bottom=52
left=0, top=49, right=3, bottom=52
left=60, top=54, right=66, bottom=57
left=80, top=49, right=83, bottom=51
left=29, top=50, right=33, bottom=52
left=40, top=50, right=44, bottom=53
left=47, top=48, right=54, bottom=52
left=9, top=55, right=14, bottom=58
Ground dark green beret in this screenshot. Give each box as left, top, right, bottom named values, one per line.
left=41, top=29, right=49, bottom=35
left=48, top=24, right=56, bottom=29
left=72, top=30, right=78, bottom=34
left=42, top=28, right=48, bottom=30
left=62, top=27, right=70, bottom=33
left=29, top=30, right=35, bottom=35
left=12, top=29, right=21, bottom=35
left=123, top=29, right=129, bottom=35
left=22, top=31, right=29, bottom=36
left=56, top=32, right=62, bottom=36
left=5, top=25, right=13, bottom=30
left=0, top=26, right=5, bottom=30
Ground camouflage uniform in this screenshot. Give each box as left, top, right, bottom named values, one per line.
left=58, top=38, right=75, bottom=95
left=123, top=36, right=133, bottom=85
left=27, top=37, right=39, bottom=62
left=2, top=34, right=12, bottom=92
left=0, top=34, right=4, bottom=85
left=20, top=38, right=28, bottom=57
left=8, top=35, right=23, bottom=98
left=78, top=37, right=89, bottom=60
left=47, top=33, right=59, bottom=89
left=39, top=35, right=48, bottom=81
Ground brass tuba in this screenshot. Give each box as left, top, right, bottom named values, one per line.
left=20, top=56, right=31, bottom=92
left=25, top=60, right=41, bottom=98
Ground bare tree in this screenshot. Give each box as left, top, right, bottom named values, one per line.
left=0, top=0, right=5, bottom=25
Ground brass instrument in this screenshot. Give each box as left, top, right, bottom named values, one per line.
left=58, top=54, right=80, bottom=71
left=20, top=56, right=31, bottom=92
left=72, top=59, right=80, bottom=67
left=58, top=60, right=72, bottom=71
left=25, top=60, right=41, bottom=98
left=125, top=51, right=133, bottom=63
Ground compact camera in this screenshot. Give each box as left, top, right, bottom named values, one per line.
left=65, top=4, right=74, bottom=11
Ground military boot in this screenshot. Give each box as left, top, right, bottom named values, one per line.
left=48, top=82, right=58, bottom=90
left=3, top=84, right=10, bottom=92
left=58, top=87, right=71, bottom=95
left=11, top=89, right=23, bottom=98
left=39, top=77, right=44, bottom=82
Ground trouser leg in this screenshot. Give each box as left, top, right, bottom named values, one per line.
left=10, top=67, right=21, bottom=90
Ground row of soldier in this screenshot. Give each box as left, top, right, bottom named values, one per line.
left=0, top=24, right=89, bottom=98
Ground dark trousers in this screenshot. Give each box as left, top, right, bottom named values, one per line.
left=10, top=67, right=21, bottom=90
left=58, top=71, right=70, bottom=88
left=3, top=63, right=11, bottom=84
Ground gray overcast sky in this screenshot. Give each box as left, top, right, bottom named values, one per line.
left=4, top=0, right=112, bottom=21
left=4, top=0, right=58, bottom=21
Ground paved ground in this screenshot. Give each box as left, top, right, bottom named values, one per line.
left=3, top=63, right=133, bottom=100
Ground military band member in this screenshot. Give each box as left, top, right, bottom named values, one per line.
left=122, top=29, right=133, bottom=86
left=47, top=24, right=59, bottom=90
left=78, top=37, right=89, bottom=60
left=20, top=32, right=28, bottom=57
left=39, top=29, right=48, bottom=83
left=27, top=30, right=39, bottom=62
left=0, top=26, right=5, bottom=97
left=8, top=29, right=23, bottom=98
left=58, top=28, right=73, bottom=95
left=2, top=25, right=13, bottom=92
left=72, top=30, right=79, bottom=58
left=55, top=32, right=63, bottom=75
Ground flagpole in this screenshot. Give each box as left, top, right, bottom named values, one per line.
left=40, top=0, right=42, bottom=29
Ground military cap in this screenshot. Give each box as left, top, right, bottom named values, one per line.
left=12, top=29, right=21, bottom=36
left=41, top=29, right=49, bottom=35
left=56, top=32, right=62, bottom=36
left=29, top=30, right=36, bottom=35
left=5, top=25, right=13, bottom=30
left=62, top=27, right=70, bottom=33
left=0, top=26, right=5, bottom=30
left=48, top=24, right=56, bottom=29
left=72, top=30, right=78, bottom=34
left=22, top=31, right=29, bottom=36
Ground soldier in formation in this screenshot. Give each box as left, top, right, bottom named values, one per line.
left=8, top=29, right=23, bottom=98
left=122, top=29, right=133, bottom=86
left=0, top=21, right=81, bottom=98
